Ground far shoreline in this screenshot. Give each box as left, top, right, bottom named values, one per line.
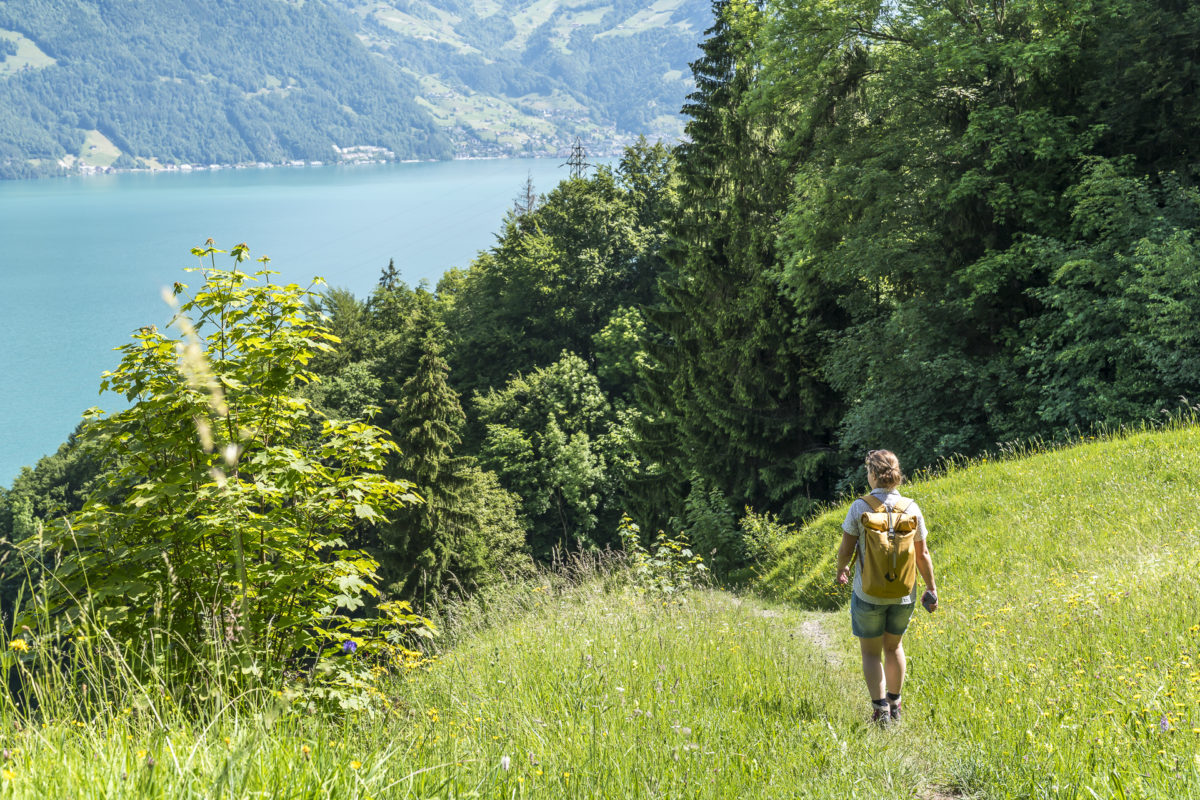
left=1, top=135, right=675, bottom=183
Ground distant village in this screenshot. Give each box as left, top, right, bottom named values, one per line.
left=49, top=133, right=656, bottom=177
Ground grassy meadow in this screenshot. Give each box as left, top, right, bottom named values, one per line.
left=2, top=425, right=1199, bottom=798
left=0, top=29, right=56, bottom=77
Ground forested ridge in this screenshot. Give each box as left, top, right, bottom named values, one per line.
left=349, top=0, right=708, bottom=151
left=0, top=0, right=452, bottom=175
left=2, top=0, right=1199, bottom=710
left=0, top=0, right=708, bottom=177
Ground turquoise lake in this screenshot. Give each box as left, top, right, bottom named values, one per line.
left=0, top=158, right=600, bottom=484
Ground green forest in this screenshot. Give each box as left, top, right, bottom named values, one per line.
left=0, top=0, right=710, bottom=177
left=0, top=0, right=452, bottom=176
left=1, top=0, right=1199, bottom=733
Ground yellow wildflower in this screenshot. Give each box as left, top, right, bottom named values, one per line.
left=1, top=769, right=13, bottom=780
left=350, top=760, right=362, bottom=771
left=8, top=640, right=28, bottom=652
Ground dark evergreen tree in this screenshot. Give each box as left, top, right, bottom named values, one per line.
left=382, top=325, right=477, bottom=600
left=300, top=279, right=534, bottom=595
left=644, top=0, right=844, bottom=538
left=367, top=283, right=438, bottom=431
left=379, top=258, right=401, bottom=291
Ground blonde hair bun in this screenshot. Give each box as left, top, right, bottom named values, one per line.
left=865, top=449, right=903, bottom=488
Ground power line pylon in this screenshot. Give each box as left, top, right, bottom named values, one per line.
left=560, top=138, right=592, bottom=180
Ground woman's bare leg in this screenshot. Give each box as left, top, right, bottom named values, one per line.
left=859, top=635, right=885, bottom=700
left=882, top=632, right=906, bottom=695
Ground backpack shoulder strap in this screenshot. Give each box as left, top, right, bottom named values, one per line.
left=892, top=498, right=912, bottom=514
left=861, top=494, right=885, bottom=512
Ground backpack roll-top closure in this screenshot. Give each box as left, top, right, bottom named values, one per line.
left=858, top=494, right=919, bottom=599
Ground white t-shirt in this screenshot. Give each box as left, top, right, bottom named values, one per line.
left=841, top=487, right=928, bottom=605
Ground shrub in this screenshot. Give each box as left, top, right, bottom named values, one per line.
left=18, top=244, right=430, bottom=709
left=682, top=477, right=741, bottom=575
left=739, top=507, right=793, bottom=569
left=617, top=514, right=707, bottom=596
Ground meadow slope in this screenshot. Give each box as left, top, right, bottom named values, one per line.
left=1, top=426, right=1198, bottom=798
left=758, top=424, right=1200, bottom=798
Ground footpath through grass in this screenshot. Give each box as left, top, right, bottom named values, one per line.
left=2, top=426, right=1199, bottom=798
left=761, top=424, right=1200, bottom=799
left=0, top=583, right=929, bottom=798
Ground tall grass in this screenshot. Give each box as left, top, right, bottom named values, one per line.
left=0, top=578, right=923, bottom=797
left=760, top=424, right=1200, bottom=799
left=0, top=539, right=938, bottom=798
left=2, top=425, right=1199, bottom=798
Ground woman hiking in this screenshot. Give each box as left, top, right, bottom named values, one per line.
left=834, top=449, right=938, bottom=726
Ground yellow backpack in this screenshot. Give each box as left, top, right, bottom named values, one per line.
left=853, top=495, right=919, bottom=599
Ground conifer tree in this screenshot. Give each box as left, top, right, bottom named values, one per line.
left=379, top=258, right=400, bottom=290
left=644, top=0, right=843, bottom=532
left=383, top=324, right=476, bottom=599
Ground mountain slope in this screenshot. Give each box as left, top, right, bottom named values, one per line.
left=346, top=0, right=704, bottom=155
left=0, top=0, right=452, bottom=176
left=0, top=425, right=1195, bottom=797
left=754, top=423, right=1200, bottom=796
left=0, top=0, right=706, bottom=177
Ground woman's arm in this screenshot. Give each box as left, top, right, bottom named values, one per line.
left=835, top=532, right=857, bottom=584
left=914, top=538, right=937, bottom=597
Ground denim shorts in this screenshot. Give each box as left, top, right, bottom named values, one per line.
left=850, top=594, right=915, bottom=638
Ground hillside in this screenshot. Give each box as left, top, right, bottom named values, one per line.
left=0, top=0, right=452, bottom=176
left=0, top=0, right=705, bottom=178
left=753, top=424, right=1200, bottom=797
left=346, top=0, right=704, bottom=156
left=2, top=425, right=1197, bottom=798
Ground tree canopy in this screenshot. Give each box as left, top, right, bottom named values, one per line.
left=7, top=0, right=1200, bottom=608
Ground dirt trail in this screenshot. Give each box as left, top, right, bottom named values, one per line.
left=755, top=607, right=842, bottom=667
left=797, top=617, right=841, bottom=666
left=754, top=600, right=965, bottom=799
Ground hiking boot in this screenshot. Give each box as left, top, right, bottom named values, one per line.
left=889, top=698, right=902, bottom=724
left=871, top=705, right=890, bottom=728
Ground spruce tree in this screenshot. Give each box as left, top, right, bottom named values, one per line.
left=644, top=0, right=843, bottom=532
left=383, top=325, right=475, bottom=599
left=379, top=258, right=400, bottom=290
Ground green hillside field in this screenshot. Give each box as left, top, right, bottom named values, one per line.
left=1, top=424, right=1197, bottom=798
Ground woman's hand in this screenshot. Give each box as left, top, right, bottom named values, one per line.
left=835, top=532, right=857, bottom=586
left=921, top=589, right=938, bottom=613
